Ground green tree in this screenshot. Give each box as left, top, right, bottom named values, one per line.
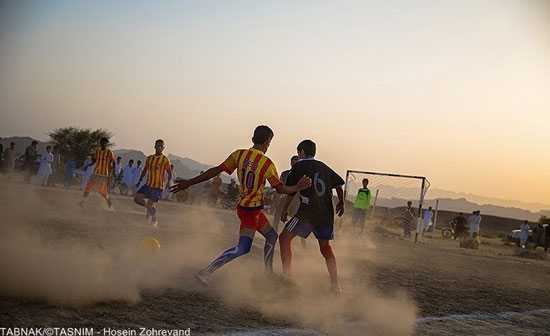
left=48, top=127, right=114, bottom=165
left=539, top=215, right=550, bottom=225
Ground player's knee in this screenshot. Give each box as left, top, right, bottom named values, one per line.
left=237, top=236, right=253, bottom=255
left=279, top=230, right=291, bottom=247
left=320, top=245, right=335, bottom=259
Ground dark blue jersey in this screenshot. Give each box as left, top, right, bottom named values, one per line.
left=286, top=158, right=344, bottom=227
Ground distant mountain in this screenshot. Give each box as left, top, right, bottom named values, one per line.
left=428, top=188, right=550, bottom=214
left=167, top=154, right=212, bottom=172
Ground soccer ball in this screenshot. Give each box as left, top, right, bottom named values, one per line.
left=142, top=237, right=161, bottom=254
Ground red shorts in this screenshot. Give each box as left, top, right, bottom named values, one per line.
left=237, top=207, right=269, bottom=231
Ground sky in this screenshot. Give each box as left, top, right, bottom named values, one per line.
left=0, top=0, right=549, bottom=205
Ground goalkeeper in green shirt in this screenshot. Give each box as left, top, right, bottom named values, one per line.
left=352, top=178, right=371, bottom=233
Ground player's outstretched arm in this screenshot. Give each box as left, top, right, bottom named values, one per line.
left=274, top=175, right=311, bottom=195
left=335, top=185, right=344, bottom=217
left=170, top=166, right=223, bottom=193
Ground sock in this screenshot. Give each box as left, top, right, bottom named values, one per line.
left=320, top=245, right=338, bottom=285
left=263, top=228, right=278, bottom=272
left=205, top=236, right=252, bottom=274
left=149, top=206, right=156, bottom=221
left=279, top=231, right=293, bottom=276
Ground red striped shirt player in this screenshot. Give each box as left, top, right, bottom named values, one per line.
left=78, top=137, right=115, bottom=208
left=134, top=139, right=172, bottom=228
left=170, top=125, right=311, bottom=284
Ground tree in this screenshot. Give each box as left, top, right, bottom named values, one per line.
left=48, top=127, right=114, bottom=165
left=539, top=215, right=550, bottom=225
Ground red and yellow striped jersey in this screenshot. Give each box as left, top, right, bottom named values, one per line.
left=219, top=148, right=282, bottom=209
left=92, top=149, right=115, bottom=176
left=145, top=154, right=171, bottom=189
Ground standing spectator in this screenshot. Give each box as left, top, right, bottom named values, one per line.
left=273, top=156, right=300, bottom=231
left=64, top=158, right=76, bottom=189
left=121, top=159, right=135, bottom=192
left=468, top=210, right=476, bottom=236
left=532, top=222, right=544, bottom=250
left=403, top=201, right=414, bottom=238
left=3, top=142, right=17, bottom=179
left=422, top=206, right=434, bottom=232
left=80, top=156, right=94, bottom=190
left=452, top=212, right=467, bottom=239
left=23, top=140, right=38, bottom=183
left=208, top=173, right=222, bottom=206
left=0, top=137, right=3, bottom=174
left=470, top=210, right=482, bottom=238
left=48, top=146, right=61, bottom=187
left=351, top=178, right=372, bottom=234
left=131, top=160, right=143, bottom=195
left=37, top=146, right=54, bottom=186
left=520, top=220, right=530, bottom=249
left=544, top=223, right=550, bottom=252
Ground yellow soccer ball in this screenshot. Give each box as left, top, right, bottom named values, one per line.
left=142, top=237, right=161, bottom=254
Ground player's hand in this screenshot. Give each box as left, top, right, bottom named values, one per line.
left=170, top=179, right=191, bottom=193
left=335, top=201, right=344, bottom=217
left=281, top=209, right=289, bottom=223
left=296, top=175, right=312, bottom=190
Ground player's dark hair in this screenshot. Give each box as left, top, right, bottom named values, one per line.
left=291, top=155, right=299, bottom=161
left=155, top=139, right=164, bottom=145
left=362, top=178, right=369, bottom=185
left=252, top=125, right=274, bottom=144
left=117, top=156, right=121, bottom=160
left=297, top=140, right=316, bottom=157
left=100, top=137, right=109, bottom=143
left=31, top=141, right=38, bottom=145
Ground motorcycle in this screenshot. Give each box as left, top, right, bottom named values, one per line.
left=220, top=190, right=238, bottom=209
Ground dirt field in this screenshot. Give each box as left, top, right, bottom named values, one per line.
left=1, top=182, right=549, bottom=335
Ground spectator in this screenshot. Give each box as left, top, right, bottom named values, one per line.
left=544, top=223, right=550, bottom=252
left=520, top=220, right=530, bottom=249
left=0, top=137, right=3, bottom=173
left=23, top=140, right=38, bottom=183
left=121, top=159, right=134, bottom=191
left=227, top=178, right=239, bottom=200
left=273, top=155, right=300, bottom=231
left=64, top=158, right=76, bottom=189
left=3, top=142, right=17, bottom=179
left=80, top=156, right=94, bottom=190
left=131, top=160, right=143, bottom=195
left=37, top=146, right=54, bottom=186
left=452, top=212, right=467, bottom=239
left=422, top=206, right=434, bottom=232
left=48, top=146, right=61, bottom=187
left=532, top=222, right=544, bottom=250
left=208, top=173, right=222, bottom=206
left=403, top=201, right=414, bottom=238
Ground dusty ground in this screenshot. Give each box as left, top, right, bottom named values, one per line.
left=1, top=181, right=549, bottom=335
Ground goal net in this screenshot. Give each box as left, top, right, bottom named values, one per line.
left=343, top=170, right=430, bottom=240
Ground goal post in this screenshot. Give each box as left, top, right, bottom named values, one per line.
left=343, top=170, right=430, bottom=242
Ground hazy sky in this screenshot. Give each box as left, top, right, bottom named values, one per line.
left=1, top=0, right=549, bottom=204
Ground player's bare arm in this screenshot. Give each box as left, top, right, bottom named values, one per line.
left=274, top=175, right=311, bottom=195
left=335, top=185, right=344, bottom=217
left=170, top=166, right=223, bottom=193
